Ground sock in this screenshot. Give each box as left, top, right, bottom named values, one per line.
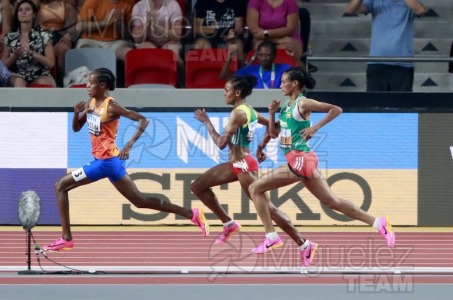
left=266, top=232, right=279, bottom=240
left=300, top=240, right=310, bottom=250
left=373, top=218, right=381, bottom=230
left=224, top=219, right=235, bottom=227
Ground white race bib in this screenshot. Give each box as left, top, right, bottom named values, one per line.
left=280, top=128, right=292, bottom=148
left=87, top=109, right=103, bottom=136
left=246, top=120, right=258, bottom=142
left=71, top=167, right=87, bottom=182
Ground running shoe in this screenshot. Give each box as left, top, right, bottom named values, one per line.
left=300, top=241, right=318, bottom=267
left=251, top=236, right=284, bottom=254
left=43, top=237, right=74, bottom=252
left=378, top=216, right=396, bottom=248
left=192, top=208, right=210, bottom=237
left=214, top=221, right=241, bottom=244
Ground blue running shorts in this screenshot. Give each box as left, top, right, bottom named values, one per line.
left=72, top=156, right=127, bottom=183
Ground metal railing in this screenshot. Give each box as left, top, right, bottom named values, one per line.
left=305, top=55, right=453, bottom=72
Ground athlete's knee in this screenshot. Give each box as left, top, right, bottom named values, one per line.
left=248, top=181, right=262, bottom=198
left=54, top=179, right=67, bottom=194
left=190, top=180, right=202, bottom=195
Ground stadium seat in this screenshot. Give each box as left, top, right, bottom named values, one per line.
left=124, top=48, right=178, bottom=88
left=246, top=48, right=298, bottom=66
left=185, top=48, right=238, bottom=88
left=64, top=48, right=116, bottom=87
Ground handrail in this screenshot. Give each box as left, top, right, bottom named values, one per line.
left=306, top=56, right=453, bottom=63
left=305, top=55, right=453, bottom=73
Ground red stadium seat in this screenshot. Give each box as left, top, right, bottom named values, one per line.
left=185, top=48, right=238, bottom=88
left=246, top=48, right=298, bottom=66
left=125, top=48, right=178, bottom=88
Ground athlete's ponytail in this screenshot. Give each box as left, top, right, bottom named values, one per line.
left=284, top=67, right=316, bottom=90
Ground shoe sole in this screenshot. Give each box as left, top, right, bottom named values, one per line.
left=252, top=242, right=284, bottom=254
left=197, top=208, right=210, bottom=237
left=214, top=226, right=241, bottom=245
left=384, top=216, right=396, bottom=248
left=44, top=247, right=73, bottom=252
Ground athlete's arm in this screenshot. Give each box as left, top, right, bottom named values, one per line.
left=299, top=98, right=342, bottom=141
left=108, top=102, right=150, bottom=160
left=72, top=100, right=88, bottom=132
left=268, top=99, right=281, bottom=138
left=255, top=112, right=270, bottom=162
left=194, top=108, right=245, bottom=150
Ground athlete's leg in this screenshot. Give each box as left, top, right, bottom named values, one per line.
left=54, top=172, right=93, bottom=241
left=249, top=165, right=301, bottom=240
left=239, top=169, right=303, bottom=245
left=191, top=163, right=238, bottom=223
left=112, top=174, right=193, bottom=219
left=302, top=169, right=375, bottom=225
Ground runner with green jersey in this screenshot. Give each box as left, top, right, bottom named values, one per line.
left=250, top=67, right=396, bottom=268
left=278, top=95, right=311, bottom=153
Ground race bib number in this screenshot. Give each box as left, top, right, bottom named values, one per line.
left=280, top=128, right=292, bottom=148
left=246, top=120, right=258, bottom=142
left=87, top=111, right=102, bottom=136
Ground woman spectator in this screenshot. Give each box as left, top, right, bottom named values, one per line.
left=131, top=0, right=183, bottom=66
left=1, top=0, right=56, bottom=87
left=247, top=0, right=303, bottom=65
left=35, top=0, right=79, bottom=86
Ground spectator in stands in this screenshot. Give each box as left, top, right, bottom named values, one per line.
left=35, top=0, right=79, bottom=86
left=0, top=59, right=15, bottom=86
left=220, top=40, right=292, bottom=89
left=1, top=0, right=56, bottom=87
left=0, top=0, right=11, bottom=43
left=247, top=0, right=303, bottom=67
left=68, top=0, right=81, bottom=11
left=297, top=0, right=317, bottom=72
left=1, top=0, right=42, bottom=42
left=345, top=0, right=426, bottom=92
left=192, top=0, right=247, bottom=66
left=77, top=0, right=135, bottom=61
left=131, top=0, right=183, bottom=64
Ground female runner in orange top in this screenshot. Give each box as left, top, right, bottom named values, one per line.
left=44, top=68, right=209, bottom=251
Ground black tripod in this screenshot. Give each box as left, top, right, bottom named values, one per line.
left=18, top=229, right=42, bottom=275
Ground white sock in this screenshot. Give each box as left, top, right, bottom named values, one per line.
left=372, top=218, right=381, bottom=230
left=300, top=240, right=310, bottom=250
left=224, top=220, right=235, bottom=227
left=266, top=232, right=279, bottom=240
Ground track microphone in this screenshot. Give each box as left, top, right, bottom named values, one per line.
left=34, top=245, right=48, bottom=258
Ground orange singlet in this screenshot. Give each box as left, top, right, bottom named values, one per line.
left=86, top=97, right=120, bottom=159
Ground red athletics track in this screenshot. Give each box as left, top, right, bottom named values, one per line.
left=1, top=229, right=453, bottom=284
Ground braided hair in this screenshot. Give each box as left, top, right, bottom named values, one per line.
left=228, top=75, right=258, bottom=98
left=284, top=67, right=316, bottom=90
left=93, top=68, right=116, bottom=91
